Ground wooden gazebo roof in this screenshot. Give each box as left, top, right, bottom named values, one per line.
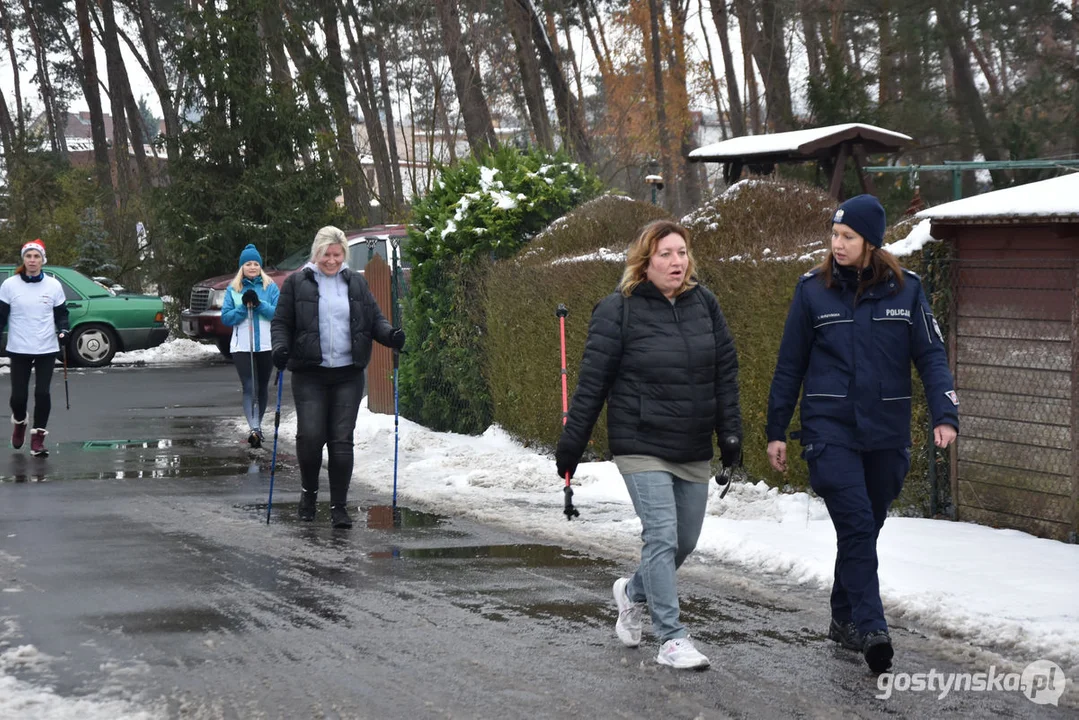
left=688, top=123, right=912, bottom=199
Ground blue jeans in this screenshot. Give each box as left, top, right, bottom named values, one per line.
left=622, top=471, right=710, bottom=642
left=233, top=351, right=273, bottom=431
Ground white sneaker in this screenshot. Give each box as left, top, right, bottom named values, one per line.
left=612, top=577, right=645, bottom=647
left=656, top=637, right=710, bottom=670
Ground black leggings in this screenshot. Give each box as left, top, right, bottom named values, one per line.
left=9, top=353, right=57, bottom=429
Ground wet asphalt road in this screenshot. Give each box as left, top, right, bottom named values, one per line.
left=0, top=362, right=1074, bottom=719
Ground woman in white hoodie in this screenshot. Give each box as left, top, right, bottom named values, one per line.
left=270, top=227, right=404, bottom=528
left=0, top=239, right=70, bottom=457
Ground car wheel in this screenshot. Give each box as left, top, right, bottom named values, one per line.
left=216, top=337, right=233, bottom=360
left=71, top=325, right=118, bottom=367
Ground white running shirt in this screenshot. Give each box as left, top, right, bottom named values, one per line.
left=0, top=273, right=66, bottom=354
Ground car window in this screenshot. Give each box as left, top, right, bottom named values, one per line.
left=349, top=237, right=410, bottom=270
left=48, top=273, right=84, bottom=301
left=274, top=246, right=310, bottom=271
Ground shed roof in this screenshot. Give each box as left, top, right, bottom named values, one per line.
left=688, top=123, right=912, bottom=163
left=916, top=172, right=1079, bottom=223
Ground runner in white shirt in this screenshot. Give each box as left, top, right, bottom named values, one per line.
left=0, top=240, right=70, bottom=457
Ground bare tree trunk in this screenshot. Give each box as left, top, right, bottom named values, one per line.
left=736, top=0, right=793, bottom=131
left=801, top=0, right=822, bottom=79
left=698, top=0, right=728, bottom=140
left=647, top=0, right=674, bottom=206
left=936, top=1, right=1004, bottom=184
left=433, top=0, right=498, bottom=156
left=963, top=25, right=1001, bottom=99
left=0, top=3, right=25, bottom=144
left=339, top=0, right=394, bottom=208
left=98, top=0, right=136, bottom=202
left=377, top=38, right=406, bottom=210
left=562, top=14, right=585, bottom=108
left=74, top=0, right=118, bottom=228
left=669, top=0, right=700, bottom=209
left=1074, top=0, right=1078, bottom=156
left=518, top=0, right=592, bottom=164
left=505, top=0, right=554, bottom=150
left=877, top=5, right=892, bottom=107
left=323, top=0, right=371, bottom=223
left=740, top=15, right=762, bottom=135
left=131, top=0, right=179, bottom=163
left=20, top=0, right=63, bottom=153
left=577, top=0, right=611, bottom=87
left=710, top=0, right=746, bottom=136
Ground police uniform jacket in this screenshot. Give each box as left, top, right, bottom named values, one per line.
left=557, top=281, right=742, bottom=465
left=766, top=263, right=958, bottom=451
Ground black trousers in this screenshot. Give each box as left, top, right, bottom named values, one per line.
left=291, top=366, right=365, bottom=505
left=9, top=353, right=57, bottom=429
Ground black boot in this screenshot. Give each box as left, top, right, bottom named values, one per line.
left=330, top=505, right=353, bottom=529
left=863, top=630, right=894, bottom=673
left=248, top=430, right=262, bottom=449
left=298, top=490, right=317, bottom=521
left=827, top=618, right=863, bottom=651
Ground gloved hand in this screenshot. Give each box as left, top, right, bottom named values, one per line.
left=57, top=329, right=69, bottom=344
left=272, top=346, right=289, bottom=370
left=555, top=448, right=579, bottom=480
left=719, top=435, right=743, bottom=469
left=389, top=328, right=406, bottom=351
left=242, top=289, right=260, bottom=308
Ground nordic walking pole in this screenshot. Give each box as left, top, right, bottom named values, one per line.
left=247, top=306, right=259, bottom=436
left=266, top=369, right=284, bottom=524
left=392, top=348, right=400, bottom=512
left=62, top=345, right=70, bottom=410
left=556, top=304, right=579, bottom=520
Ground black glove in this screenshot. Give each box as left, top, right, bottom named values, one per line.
left=272, top=346, right=289, bottom=370
left=555, top=448, right=579, bottom=480
left=389, top=328, right=405, bottom=351
left=242, top=289, right=260, bottom=308
left=57, top=329, right=69, bottom=343
left=719, top=435, right=743, bottom=469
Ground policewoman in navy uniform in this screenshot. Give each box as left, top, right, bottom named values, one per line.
left=765, top=194, right=958, bottom=674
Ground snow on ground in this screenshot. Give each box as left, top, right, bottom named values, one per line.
left=253, top=403, right=1079, bottom=674
left=111, top=337, right=221, bottom=365
left=0, top=639, right=163, bottom=720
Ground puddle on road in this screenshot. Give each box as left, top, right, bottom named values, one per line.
left=240, top=502, right=449, bottom=531
left=86, top=607, right=240, bottom=635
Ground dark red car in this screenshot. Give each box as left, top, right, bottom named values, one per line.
left=180, top=224, right=409, bottom=357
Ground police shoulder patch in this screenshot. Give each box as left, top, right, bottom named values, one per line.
left=801, top=267, right=821, bottom=280
left=902, top=268, right=921, bottom=279
left=945, top=390, right=959, bottom=406
left=932, top=317, right=944, bottom=343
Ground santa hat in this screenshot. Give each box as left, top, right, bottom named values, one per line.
left=21, top=239, right=47, bottom=264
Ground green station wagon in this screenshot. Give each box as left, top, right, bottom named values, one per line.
left=0, top=266, right=168, bottom=367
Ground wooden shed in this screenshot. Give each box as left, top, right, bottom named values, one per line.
left=917, top=173, right=1079, bottom=543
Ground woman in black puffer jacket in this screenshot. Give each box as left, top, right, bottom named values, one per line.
left=271, top=226, right=405, bottom=529
left=556, top=219, right=742, bottom=671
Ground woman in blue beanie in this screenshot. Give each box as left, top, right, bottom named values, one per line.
left=221, top=244, right=279, bottom=448
left=765, top=194, right=958, bottom=674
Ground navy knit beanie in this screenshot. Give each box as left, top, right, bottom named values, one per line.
left=832, top=194, right=886, bottom=248
left=238, top=244, right=262, bottom=268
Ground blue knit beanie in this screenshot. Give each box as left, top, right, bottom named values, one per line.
left=238, top=244, right=262, bottom=268
left=832, top=194, right=886, bottom=248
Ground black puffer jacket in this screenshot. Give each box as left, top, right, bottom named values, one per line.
left=271, top=266, right=394, bottom=371
left=557, top=281, right=742, bottom=465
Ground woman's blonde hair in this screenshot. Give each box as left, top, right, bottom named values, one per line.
left=230, top=265, right=273, bottom=292
left=310, top=225, right=350, bottom=264
left=618, top=220, right=698, bottom=297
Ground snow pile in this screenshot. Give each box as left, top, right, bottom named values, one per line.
left=112, top=338, right=221, bottom=365
left=885, top=219, right=937, bottom=257
left=263, top=403, right=1079, bottom=669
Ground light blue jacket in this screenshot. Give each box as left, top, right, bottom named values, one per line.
left=221, top=277, right=280, bottom=352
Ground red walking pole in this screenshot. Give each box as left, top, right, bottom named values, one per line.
left=556, top=304, right=579, bottom=520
